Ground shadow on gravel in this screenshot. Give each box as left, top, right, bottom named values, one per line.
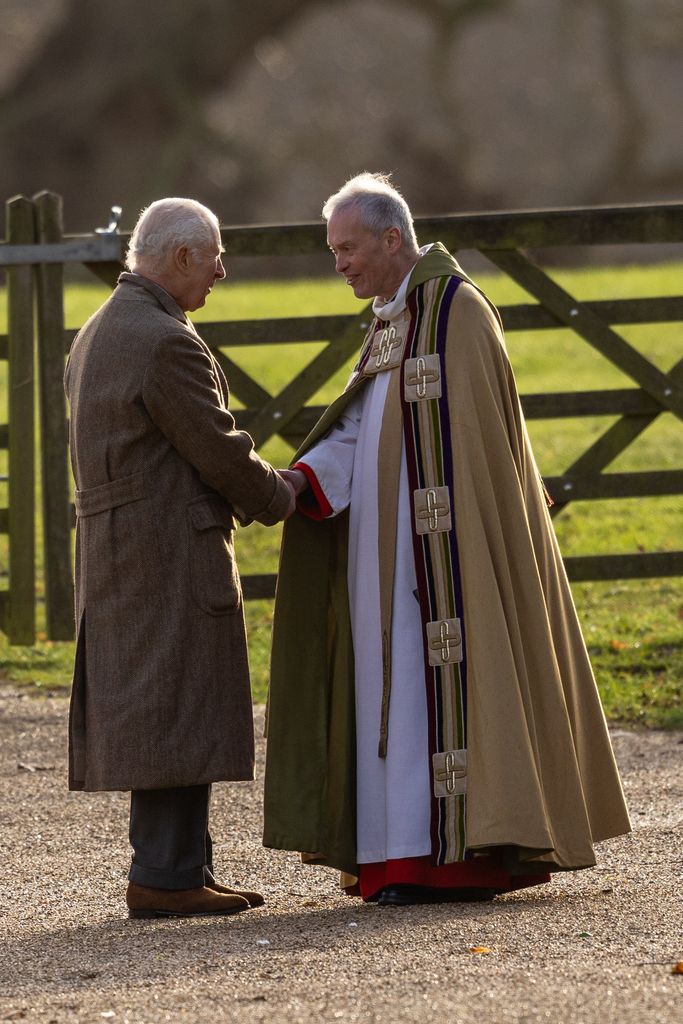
left=0, top=893, right=569, bottom=999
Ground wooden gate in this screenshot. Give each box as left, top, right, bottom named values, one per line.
left=0, top=193, right=681, bottom=641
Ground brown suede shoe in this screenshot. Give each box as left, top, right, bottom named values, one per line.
left=206, top=880, right=265, bottom=907
left=126, top=883, right=250, bottom=919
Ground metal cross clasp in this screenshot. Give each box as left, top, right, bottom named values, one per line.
left=375, top=326, right=399, bottom=368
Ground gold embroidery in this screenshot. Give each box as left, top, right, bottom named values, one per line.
left=414, top=486, right=451, bottom=535
left=376, top=326, right=398, bottom=368
left=426, top=618, right=463, bottom=666
left=364, top=321, right=408, bottom=375
left=433, top=749, right=467, bottom=797
left=404, top=354, right=441, bottom=401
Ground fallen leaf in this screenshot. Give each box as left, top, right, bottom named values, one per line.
left=609, top=639, right=628, bottom=651
left=468, top=945, right=491, bottom=954
left=672, top=962, right=683, bottom=975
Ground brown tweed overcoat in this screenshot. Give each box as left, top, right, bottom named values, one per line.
left=64, top=272, right=291, bottom=792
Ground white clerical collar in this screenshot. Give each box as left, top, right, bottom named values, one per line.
left=372, top=244, right=433, bottom=320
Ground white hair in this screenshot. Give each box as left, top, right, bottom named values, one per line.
left=125, top=198, right=222, bottom=274
left=322, top=172, right=418, bottom=250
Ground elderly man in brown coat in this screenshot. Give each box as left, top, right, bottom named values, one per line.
left=65, top=197, right=294, bottom=919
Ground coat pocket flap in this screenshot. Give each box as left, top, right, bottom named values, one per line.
left=188, top=498, right=234, bottom=532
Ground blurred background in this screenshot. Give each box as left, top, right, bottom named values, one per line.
left=0, top=0, right=681, bottom=235
left=0, top=0, right=680, bottom=719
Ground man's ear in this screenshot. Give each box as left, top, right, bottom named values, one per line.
left=384, top=227, right=402, bottom=254
left=174, top=245, right=192, bottom=273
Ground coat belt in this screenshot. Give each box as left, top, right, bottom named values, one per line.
left=75, top=471, right=146, bottom=517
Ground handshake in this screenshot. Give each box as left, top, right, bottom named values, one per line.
left=278, top=467, right=308, bottom=519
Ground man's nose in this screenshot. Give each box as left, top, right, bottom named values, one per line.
left=215, top=258, right=226, bottom=280
left=335, top=253, right=348, bottom=274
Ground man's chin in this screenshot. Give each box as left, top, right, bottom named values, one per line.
left=351, top=283, right=373, bottom=299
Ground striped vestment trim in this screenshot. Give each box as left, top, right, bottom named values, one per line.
left=401, top=277, right=468, bottom=864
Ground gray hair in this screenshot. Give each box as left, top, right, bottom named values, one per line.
left=125, top=198, right=222, bottom=274
left=322, top=172, right=418, bottom=250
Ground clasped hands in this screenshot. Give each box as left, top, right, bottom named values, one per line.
left=278, top=468, right=308, bottom=519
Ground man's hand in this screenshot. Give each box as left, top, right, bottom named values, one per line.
left=278, top=468, right=308, bottom=496
left=278, top=468, right=307, bottom=520
left=281, top=478, right=297, bottom=519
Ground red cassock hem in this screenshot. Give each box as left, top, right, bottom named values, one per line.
left=348, top=854, right=551, bottom=902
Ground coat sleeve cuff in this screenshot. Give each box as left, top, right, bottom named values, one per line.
left=293, top=461, right=333, bottom=521
left=252, top=469, right=292, bottom=526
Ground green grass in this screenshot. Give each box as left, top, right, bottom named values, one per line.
left=0, top=261, right=681, bottom=726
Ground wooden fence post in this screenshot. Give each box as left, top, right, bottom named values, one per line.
left=6, top=196, right=36, bottom=644
left=34, top=190, right=74, bottom=640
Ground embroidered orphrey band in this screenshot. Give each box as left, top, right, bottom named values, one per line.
left=401, top=276, right=468, bottom=865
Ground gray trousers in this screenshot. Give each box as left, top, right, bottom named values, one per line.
left=128, top=783, right=216, bottom=890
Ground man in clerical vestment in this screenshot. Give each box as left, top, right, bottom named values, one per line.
left=263, top=172, right=631, bottom=906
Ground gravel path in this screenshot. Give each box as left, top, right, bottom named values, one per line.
left=0, top=682, right=681, bottom=1024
